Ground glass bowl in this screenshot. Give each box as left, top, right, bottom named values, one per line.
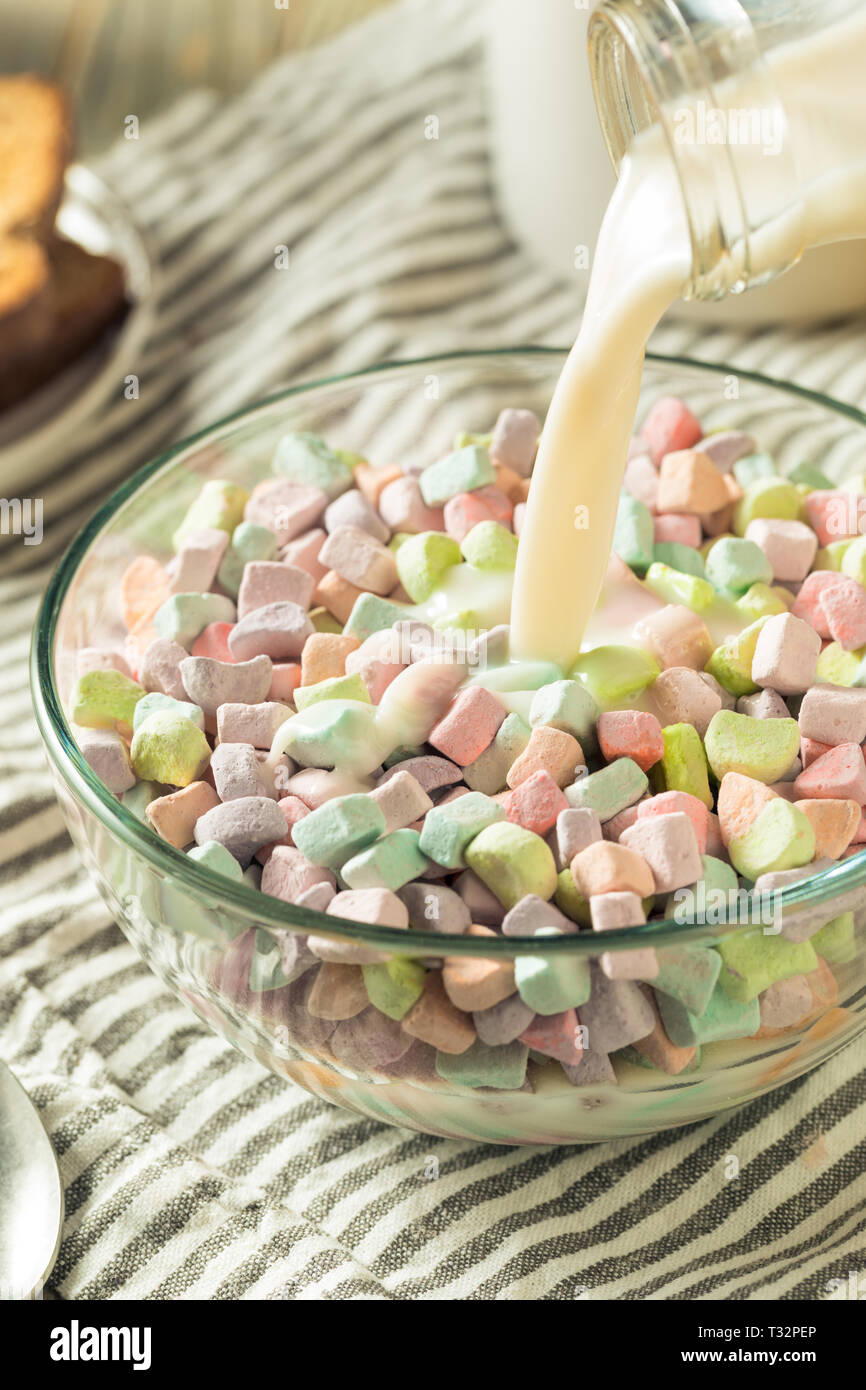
left=31, top=349, right=866, bottom=1145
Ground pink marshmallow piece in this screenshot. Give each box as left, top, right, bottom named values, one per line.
left=793, top=743, right=866, bottom=803
left=744, top=518, right=817, bottom=583
left=429, top=686, right=506, bottom=766
left=653, top=513, right=701, bottom=547
left=818, top=578, right=866, bottom=651
left=443, top=488, right=512, bottom=542
left=282, top=528, right=328, bottom=585
left=504, top=769, right=568, bottom=835
left=237, top=561, right=314, bottom=618
left=640, top=396, right=702, bottom=466
left=637, top=790, right=709, bottom=854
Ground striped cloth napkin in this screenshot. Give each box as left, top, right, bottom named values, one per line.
left=3, top=0, right=866, bottom=1299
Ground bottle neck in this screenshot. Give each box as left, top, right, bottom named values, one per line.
left=588, top=0, right=805, bottom=301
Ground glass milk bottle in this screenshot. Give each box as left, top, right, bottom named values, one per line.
left=588, top=0, right=866, bottom=313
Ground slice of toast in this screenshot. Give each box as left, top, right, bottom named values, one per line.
left=0, top=235, right=127, bottom=413
left=0, top=76, right=72, bottom=238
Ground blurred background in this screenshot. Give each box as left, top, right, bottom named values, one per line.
left=6, top=0, right=395, bottom=152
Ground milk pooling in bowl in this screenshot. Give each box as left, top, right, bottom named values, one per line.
left=511, top=3, right=866, bottom=670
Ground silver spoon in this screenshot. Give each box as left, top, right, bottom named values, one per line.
left=0, top=1059, right=64, bottom=1300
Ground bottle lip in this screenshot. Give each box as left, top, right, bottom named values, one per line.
left=588, top=0, right=804, bottom=301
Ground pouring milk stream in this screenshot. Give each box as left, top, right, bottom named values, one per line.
left=510, top=4, right=866, bottom=671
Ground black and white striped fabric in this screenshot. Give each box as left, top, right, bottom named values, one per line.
left=3, top=0, right=866, bottom=1299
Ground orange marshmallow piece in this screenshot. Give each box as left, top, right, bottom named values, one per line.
left=300, top=632, right=360, bottom=686
left=354, top=462, right=402, bottom=508
left=632, top=987, right=697, bottom=1074
left=145, top=781, right=219, bottom=849
left=634, top=604, right=713, bottom=670
left=314, top=570, right=364, bottom=624
left=570, top=840, right=655, bottom=898
left=656, top=449, right=730, bottom=515
left=506, top=725, right=584, bottom=789
left=121, top=556, right=171, bottom=631
left=442, top=925, right=516, bottom=1012
left=794, top=798, right=860, bottom=859
left=401, top=970, right=476, bottom=1054
left=716, top=772, right=779, bottom=845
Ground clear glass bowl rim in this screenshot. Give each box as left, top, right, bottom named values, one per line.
left=30, top=346, right=866, bottom=959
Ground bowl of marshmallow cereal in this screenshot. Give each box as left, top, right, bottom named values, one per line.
left=31, top=349, right=866, bottom=1144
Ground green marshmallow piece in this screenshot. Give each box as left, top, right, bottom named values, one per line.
left=514, top=927, right=592, bottom=1014
left=274, top=701, right=383, bottom=773
left=699, top=854, right=739, bottom=896
left=132, top=691, right=205, bottom=731
left=470, top=661, right=560, bottom=693
left=651, top=944, right=722, bottom=1015
left=653, top=542, right=705, bottom=578
left=460, top=520, right=519, bottom=571
left=464, top=822, right=557, bottom=909
left=728, top=799, right=816, bottom=879
left=272, top=431, right=353, bottom=499
left=704, top=616, right=771, bottom=695
left=733, top=476, right=801, bottom=535
left=614, top=493, right=654, bottom=574
left=293, top=673, right=371, bottom=711
left=735, top=582, right=789, bottom=622
left=249, top=928, right=292, bottom=992
left=309, top=606, right=344, bottom=634
left=704, top=709, right=800, bottom=784
left=732, top=451, right=777, bottom=488
left=810, top=911, right=856, bottom=965
left=813, top=540, right=851, bottom=573
left=435, top=1038, right=528, bottom=1090
left=363, top=957, right=426, bottom=1020
left=841, top=536, right=866, bottom=587
left=341, top=828, right=430, bottom=892
left=554, top=869, right=592, bottom=925
left=172, top=479, right=249, bottom=550
left=665, top=853, right=739, bottom=921
left=658, top=980, right=760, bottom=1046
left=383, top=744, right=425, bottom=768
left=418, top=444, right=495, bottom=507
left=343, top=592, right=413, bottom=641
left=153, top=592, right=237, bottom=649
left=659, top=723, right=713, bottom=808
left=570, top=644, right=659, bottom=707
left=814, top=641, right=866, bottom=687
left=419, top=791, right=505, bottom=869
left=130, top=711, right=211, bottom=786
left=566, top=757, right=648, bottom=821
left=188, top=840, right=244, bottom=881
left=396, top=529, right=461, bottom=600
left=292, top=794, right=386, bottom=868
left=70, top=669, right=145, bottom=730
left=644, top=561, right=715, bottom=612
left=121, top=781, right=158, bottom=821
left=705, top=537, right=773, bottom=596
left=463, top=712, right=531, bottom=794
left=217, top=521, right=279, bottom=597
left=432, top=609, right=479, bottom=634
left=454, top=430, right=493, bottom=450
left=529, top=679, right=599, bottom=744
left=787, top=460, right=832, bottom=490
left=716, top=928, right=818, bottom=1002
